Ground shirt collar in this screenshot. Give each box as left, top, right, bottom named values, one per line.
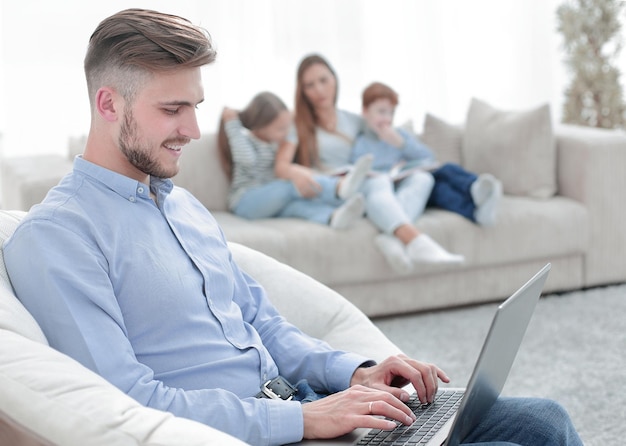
left=73, top=155, right=174, bottom=202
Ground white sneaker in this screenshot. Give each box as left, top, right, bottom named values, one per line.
left=330, top=194, right=365, bottom=229
left=338, top=154, right=373, bottom=200
left=407, top=234, right=465, bottom=265
left=375, top=234, right=414, bottom=274
left=474, top=175, right=502, bottom=226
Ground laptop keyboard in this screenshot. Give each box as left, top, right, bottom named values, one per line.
left=356, top=389, right=464, bottom=446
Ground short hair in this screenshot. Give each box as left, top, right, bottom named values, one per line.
left=84, top=8, right=216, bottom=107
left=362, top=82, right=399, bottom=108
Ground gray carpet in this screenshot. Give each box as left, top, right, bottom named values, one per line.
left=373, top=283, right=626, bottom=446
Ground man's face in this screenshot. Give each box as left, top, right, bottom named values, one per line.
left=118, top=67, right=204, bottom=180
left=362, top=98, right=395, bottom=132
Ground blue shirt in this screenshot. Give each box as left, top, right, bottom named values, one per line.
left=351, top=127, right=436, bottom=172
left=3, top=156, right=369, bottom=446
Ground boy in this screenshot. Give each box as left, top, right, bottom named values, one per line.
left=352, top=82, right=502, bottom=227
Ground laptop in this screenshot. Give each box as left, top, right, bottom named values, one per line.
left=298, top=263, right=551, bottom=446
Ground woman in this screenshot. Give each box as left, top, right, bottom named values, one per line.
left=275, top=54, right=464, bottom=273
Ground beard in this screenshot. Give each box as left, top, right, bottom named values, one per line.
left=118, top=107, right=180, bottom=179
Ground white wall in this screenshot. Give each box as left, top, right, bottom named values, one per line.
left=0, top=0, right=5, bottom=159
left=1, top=0, right=622, bottom=159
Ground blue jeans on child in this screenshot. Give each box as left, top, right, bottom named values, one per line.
left=427, top=163, right=478, bottom=222
left=232, top=176, right=343, bottom=225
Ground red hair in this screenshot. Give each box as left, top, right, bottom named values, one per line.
left=362, top=82, right=399, bottom=108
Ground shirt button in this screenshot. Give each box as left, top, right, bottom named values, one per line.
left=137, top=187, right=144, bottom=194
left=129, top=196, right=136, bottom=202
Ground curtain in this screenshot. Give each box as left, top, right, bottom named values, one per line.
left=1, top=0, right=582, bottom=159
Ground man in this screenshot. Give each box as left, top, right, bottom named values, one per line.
left=4, top=9, right=582, bottom=446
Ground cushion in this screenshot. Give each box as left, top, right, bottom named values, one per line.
left=174, top=135, right=230, bottom=212
left=0, top=329, right=246, bottom=446
left=420, top=113, right=464, bottom=165
left=462, top=98, right=556, bottom=198
left=0, top=210, right=48, bottom=343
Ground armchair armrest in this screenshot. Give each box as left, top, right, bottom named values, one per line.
left=555, top=124, right=626, bottom=286
left=0, top=329, right=247, bottom=446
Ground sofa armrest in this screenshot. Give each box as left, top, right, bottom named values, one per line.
left=1, top=155, right=72, bottom=211
left=555, top=124, right=626, bottom=286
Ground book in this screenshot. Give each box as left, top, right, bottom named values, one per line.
left=329, top=159, right=440, bottom=182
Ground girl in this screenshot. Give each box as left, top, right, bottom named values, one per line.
left=218, top=91, right=371, bottom=228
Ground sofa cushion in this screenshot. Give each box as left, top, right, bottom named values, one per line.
left=218, top=196, right=588, bottom=290
left=422, top=196, right=588, bottom=265
left=218, top=215, right=385, bottom=284
left=420, top=113, right=464, bottom=165
left=462, top=98, right=557, bottom=199
left=174, top=136, right=230, bottom=212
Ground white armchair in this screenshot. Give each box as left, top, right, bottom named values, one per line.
left=0, top=210, right=400, bottom=446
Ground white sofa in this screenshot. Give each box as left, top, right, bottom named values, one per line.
left=2, top=99, right=626, bottom=317
left=0, top=209, right=401, bottom=445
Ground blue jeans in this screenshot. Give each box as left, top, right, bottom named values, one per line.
left=233, top=176, right=342, bottom=225
left=361, top=171, right=434, bottom=234
left=294, top=382, right=582, bottom=446
left=427, top=163, right=477, bottom=222
left=460, top=397, right=582, bottom=445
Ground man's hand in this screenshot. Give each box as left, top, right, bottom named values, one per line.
left=302, top=385, right=416, bottom=440
left=301, top=355, right=450, bottom=440
left=350, top=354, right=450, bottom=405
